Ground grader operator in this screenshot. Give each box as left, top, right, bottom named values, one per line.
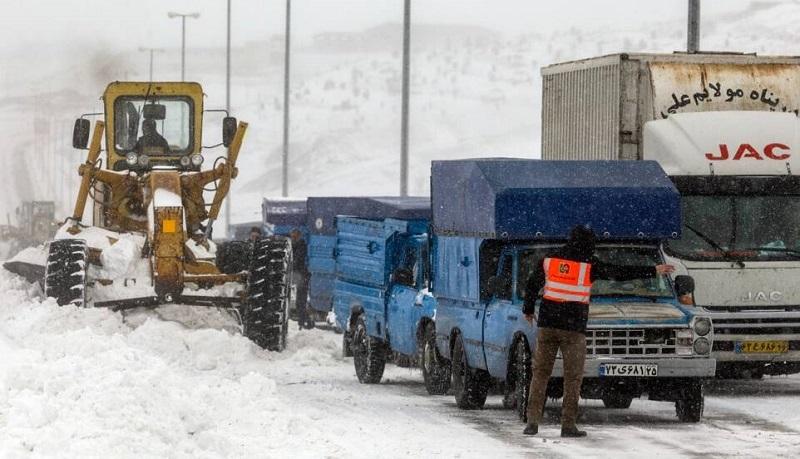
left=6, top=82, right=293, bottom=351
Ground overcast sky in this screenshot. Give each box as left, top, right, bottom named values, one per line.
left=0, top=0, right=757, bottom=51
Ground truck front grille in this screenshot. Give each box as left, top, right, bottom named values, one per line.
left=711, top=317, right=800, bottom=337
left=586, top=329, right=678, bottom=356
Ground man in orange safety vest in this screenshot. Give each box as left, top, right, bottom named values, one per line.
left=521, top=225, right=675, bottom=438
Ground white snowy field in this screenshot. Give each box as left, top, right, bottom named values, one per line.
left=1, top=268, right=800, bottom=458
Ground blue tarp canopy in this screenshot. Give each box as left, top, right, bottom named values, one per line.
left=431, top=159, right=681, bottom=240
left=306, top=196, right=431, bottom=235
left=262, top=198, right=308, bottom=227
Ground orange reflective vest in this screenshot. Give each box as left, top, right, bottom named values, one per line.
left=542, top=257, right=592, bottom=304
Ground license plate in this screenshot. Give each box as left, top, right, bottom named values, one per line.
left=599, top=363, right=658, bottom=377
left=735, top=340, right=789, bottom=354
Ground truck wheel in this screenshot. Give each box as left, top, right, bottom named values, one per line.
left=342, top=330, right=354, bottom=358
left=675, top=381, right=704, bottom=422
left=509, top=338, right=532, bottom=421
left=216, top=240, right=252, bottom=274
left=421, top=322, right=451, bottom=395
left=602, top=391, right=633, bottom=409
left=352, top=315, right=386, bottom=383
left=44, top=239, right=88, bottom=307
left=451, top=334, right=490, bottom=409
left=241, top=237, right=292, bottom=352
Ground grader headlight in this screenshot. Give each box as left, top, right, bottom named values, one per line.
left=190, top=154, right=204, bottom=167
left=126, top=152, right=138, bottom=166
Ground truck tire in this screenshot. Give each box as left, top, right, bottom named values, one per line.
left=675, top=380, right=704, bottom=422
left=451, top=334, right=490, bottom=409
left=216, top=240, right=252, bottom=274
left=241, top=237, right=292, bottom=352
left=352, top=315, right=386, bottom=384
left=507, top=338, right=532, bottom=421
left=44, top=239, right=88, bottom=307
left=602, top=391, right=633, bottom=409
left=421, top=322, right=451, bottom=395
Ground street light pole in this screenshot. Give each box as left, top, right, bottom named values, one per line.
left=282, top=0, right=291, bottom=197
left=138, top=47, right=165, bottom=81
left=400, top=0, right=410, bottom=196
left=225, top=0, right=232, bottom=237
left=168, top=12, right=200, bottom=81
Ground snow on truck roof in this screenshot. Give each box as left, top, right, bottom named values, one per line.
left=431, top=159, right=681, bottom=240
left=306, top=196, right=431, bottom=235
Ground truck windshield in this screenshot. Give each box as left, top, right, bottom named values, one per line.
left=113, top=96, right=193, bottom=155
left=665, top=196, right=800, bottom=262
left=517, top=245, right=672, bottom=301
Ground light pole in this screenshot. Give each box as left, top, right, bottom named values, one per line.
left=282, top=0, right=291, bottom=197
left=224, top=0, right=232, bottom=237
left=400, top=0, right=410, bottom=196
left=687, top=0, right=700, bottom=53
left=167, top=11, right=200, bottom=81
left=138, top=47, right=165, bottom=81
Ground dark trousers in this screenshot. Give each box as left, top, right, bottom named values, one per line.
left=294, top=271, right=311, bottom=326
left=526, top=327, right=587, bottom=429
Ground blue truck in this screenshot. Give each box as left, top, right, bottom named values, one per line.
left=333, top=213, right=452, bottom=394
left=262, top=198, right=308, bottom=238
left=423, top=159, right=715, bottom=422
left=305, top=197, right=430, bottom=323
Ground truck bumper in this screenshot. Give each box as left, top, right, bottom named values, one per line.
left=551, top=357, right=716, bottom=379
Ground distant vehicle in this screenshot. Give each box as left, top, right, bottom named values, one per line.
left=0, top=201, right=58, bottom=259
left=543, top=52, right=800, bottom=378
left=426, top=159, right=714, bottom=422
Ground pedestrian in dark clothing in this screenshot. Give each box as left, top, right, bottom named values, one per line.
left=522, top=225, right=674, bottom=438
left=290, top=229, right=314, bottom=330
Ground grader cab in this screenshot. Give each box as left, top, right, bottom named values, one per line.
left=20, top=82, right=292, bottom=351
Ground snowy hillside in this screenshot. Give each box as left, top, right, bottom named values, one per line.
left=2, top=1, right=800, bottom=229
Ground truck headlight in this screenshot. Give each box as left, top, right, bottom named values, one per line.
left=693, top=337, right=711, bottom=355
left=190, top=154, right=204, bottom=166
left=693, top=317, right=711, bottom=336
left=126, top=152, right=138, bottom=166
left=179, top=155, right=191, bottom=167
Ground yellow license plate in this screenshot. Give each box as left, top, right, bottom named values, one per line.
left=736, top=340, right=789, bottom=354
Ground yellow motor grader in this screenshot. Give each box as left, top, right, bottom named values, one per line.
left=11, top=82, right=292, bottom=351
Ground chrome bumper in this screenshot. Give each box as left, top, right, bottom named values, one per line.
left=552, top=357, right=716, bottom=379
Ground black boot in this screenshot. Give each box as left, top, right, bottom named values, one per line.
left=561, top=426, right=587, bottom=438
left=522, top=423, right=538, bottom=436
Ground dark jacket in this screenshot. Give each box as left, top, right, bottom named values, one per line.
left=291, top=238, right=308, bottom=274
left=522, top=245, right=657, bottom=334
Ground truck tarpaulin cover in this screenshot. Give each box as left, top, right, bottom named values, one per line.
left=431, top=159, right=680, bottom=240
left=262, top=198, right=307, bottom=227
left=306, top=197, right=431, bottom=235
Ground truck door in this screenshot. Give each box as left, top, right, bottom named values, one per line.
left=483, top=249, right=517, bottom=378
left=387, top=235, right=426, bottom=356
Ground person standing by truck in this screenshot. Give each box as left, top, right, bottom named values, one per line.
left=290, top=229, right=314, bottom=330
left=522, top=225, right=675, bottom=437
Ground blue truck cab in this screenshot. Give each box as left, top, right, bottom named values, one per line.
left=262, top=198, right=308, bottom=238
left=431, top=159, right=716, bottom=422
left=305, top=197, right=430, bottom=322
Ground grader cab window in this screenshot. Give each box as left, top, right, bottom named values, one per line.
left=114, top=97, right=193, bottom=155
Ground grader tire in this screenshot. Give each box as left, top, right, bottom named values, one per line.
left=44, top=239, right=88, bottom=307
left=216, top=240, right=252, bottom=274
left=241, top=237, right=293, bottom=352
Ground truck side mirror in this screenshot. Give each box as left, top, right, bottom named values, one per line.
left=73, top=118, right=90, bottom=149
left=674, top=275, right=695, bottom=305
left=222, top=116, right=237, bottom=147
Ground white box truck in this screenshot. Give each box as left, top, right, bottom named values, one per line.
left=542, top=52, right=800, bottom=378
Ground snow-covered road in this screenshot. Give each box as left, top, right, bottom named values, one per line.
left=1, top=269, right=799, bottom=458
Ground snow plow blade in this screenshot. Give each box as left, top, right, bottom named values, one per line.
left=2, top=260, right=46, bottom=285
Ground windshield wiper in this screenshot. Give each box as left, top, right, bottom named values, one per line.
left=591, top=293, right=664, bottom=303
left=684, top=223, right=745, bottom=268
left=740, top=247, right=800, bottom=257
